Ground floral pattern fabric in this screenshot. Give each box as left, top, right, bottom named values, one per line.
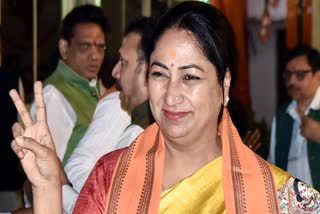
left=278, top=177, right=320, bottom=214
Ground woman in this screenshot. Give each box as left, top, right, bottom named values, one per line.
left=10, top=1, right=320, bottom=213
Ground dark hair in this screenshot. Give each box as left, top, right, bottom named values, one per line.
left=124, top=16, right=157, bottom=62
left=61, top=4, right=109, bottom=43
left=146, top=1, right=237, bottom=85
left=285, top=45, right=320, bottom=73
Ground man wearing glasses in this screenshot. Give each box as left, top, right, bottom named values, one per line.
left=30, top=4, right=108, bottom=165
left=268, top=45, right=320, bottom=190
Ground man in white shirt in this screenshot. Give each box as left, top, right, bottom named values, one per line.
left=30, top=5, right=109, bottom=164
left=17, top=4, right=110, bottom=212
left=268, top=45, right=320, bottom=190
left=61, top=17, right=156, bottom=213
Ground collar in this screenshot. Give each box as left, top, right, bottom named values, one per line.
left=56, top=60, right=98, bottom=88
left=286, top=87, right=320, bottom=120
left=131, top=100, right=155, bottom=129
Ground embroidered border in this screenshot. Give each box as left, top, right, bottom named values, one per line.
left=137, top=130, right=160, bottom=213
left=106, top=141, right=136, bottom=213
left=255, top=155, right=280, bottom=214
left=227, top=113, right=247, bottom=213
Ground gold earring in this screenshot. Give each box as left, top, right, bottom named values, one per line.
left=224, top=95, right=229, bottom=106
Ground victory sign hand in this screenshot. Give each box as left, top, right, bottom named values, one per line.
left=10, top=81, right=61, bottom=190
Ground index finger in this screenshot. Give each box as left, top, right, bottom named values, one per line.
left=34, top=81, right=47, bottom=122
left=9, top=89, right=33, bottom=127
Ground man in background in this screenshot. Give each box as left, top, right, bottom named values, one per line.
left=268, top=45, right=320, bottom=190
left=62, top=16, right=155, bottom=213
left=30, top=4, right=109, bottom=164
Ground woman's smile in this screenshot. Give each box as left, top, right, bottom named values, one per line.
left=162, top=109, right=190, bottom=121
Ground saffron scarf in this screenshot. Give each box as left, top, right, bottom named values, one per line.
left=104, top=108, right=280, bottom=213
left=221, top=107, right=280, bottom=213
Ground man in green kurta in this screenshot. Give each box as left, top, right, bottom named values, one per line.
left=268, top=45, right=320, bottom=190
left=30, top=4, right=109, bottom=164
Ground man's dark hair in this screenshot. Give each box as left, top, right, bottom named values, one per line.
left=61, top=4, right=109, bottom=43
left=285, top=45, right=320, bottom=73
left=124, top=16, right=156, bottom=62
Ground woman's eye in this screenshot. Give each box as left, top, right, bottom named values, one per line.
left=150, top=71, right=166, bottom=78
left=184, top=75, right=200, bottom=80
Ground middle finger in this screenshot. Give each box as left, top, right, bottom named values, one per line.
left=9, top=89, right=33, bottom=127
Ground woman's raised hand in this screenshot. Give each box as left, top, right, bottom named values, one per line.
left=9, top=81, right=61, bottom=194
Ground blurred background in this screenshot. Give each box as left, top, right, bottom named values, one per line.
left=0, top=0, right=319, bottom=212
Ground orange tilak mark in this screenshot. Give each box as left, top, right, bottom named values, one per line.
left=169, top=49, right=176, bottom=60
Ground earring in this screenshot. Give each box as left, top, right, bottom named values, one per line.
left=224, top=95, right=229, bottom=106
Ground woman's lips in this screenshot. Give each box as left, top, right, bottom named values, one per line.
left=163, top=109, right=189, bottom=120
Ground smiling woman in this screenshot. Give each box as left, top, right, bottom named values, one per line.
left=148, top=28, right=224, bottom=147
left=9, top=1, right=320, bottom=214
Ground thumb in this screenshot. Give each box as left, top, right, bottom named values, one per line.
left=16, top=136, right=50, bottom=160
left=12, top=122, right=25, bottom=138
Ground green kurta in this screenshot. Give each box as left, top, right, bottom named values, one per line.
left=44, top=60, right=99, bottom=165
left=275, top=101, right=320, bottom=190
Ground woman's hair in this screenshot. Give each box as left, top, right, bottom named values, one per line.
left=146, top=1, right=237, bottom=85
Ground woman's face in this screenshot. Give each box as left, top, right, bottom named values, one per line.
left=148, top=28, right=224, bottom=143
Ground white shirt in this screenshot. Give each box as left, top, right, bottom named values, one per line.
left=269, top=87, right=320, bottom=187
left=62, top=92, right=144, bottom=213
left=30, top=84, right=76, bottom=160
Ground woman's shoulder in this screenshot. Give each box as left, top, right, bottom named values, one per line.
left=267, top=162, right=320, bottom=213
left=97, top=147, right=128, bottom=170
left=267, top=162, right=291, bottom=188
left=277, top=177, right=320, bottom=213
left=74, top=147, right=129, bottom=213
left=85, top=147, right=129, bottom=186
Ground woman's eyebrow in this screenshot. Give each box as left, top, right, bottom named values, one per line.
left=151, top=61, right=168, bottom=70
left=178, top=64, right=204, bottom=72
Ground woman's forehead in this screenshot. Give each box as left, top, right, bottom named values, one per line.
left=152, top=29, right=203, bottom=59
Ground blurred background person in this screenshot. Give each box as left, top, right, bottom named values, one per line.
left=268, top=45, right=320, bottom=190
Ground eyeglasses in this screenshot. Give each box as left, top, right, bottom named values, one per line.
left=282, top=69, right=313, bottom=81
left=77, top=42, right=106, bottom=54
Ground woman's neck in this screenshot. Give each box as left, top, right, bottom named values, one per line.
left=162, top=131, right=221, bottom=190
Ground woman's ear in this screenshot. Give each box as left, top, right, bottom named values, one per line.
left=223, top=69, right=232, bottom=106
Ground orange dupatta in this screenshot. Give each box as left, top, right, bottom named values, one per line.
left=104, top=123, right=165, bottom=214
left=221, top=108, right=280, bottom=213
left=104, top=108, right=281, bottom=213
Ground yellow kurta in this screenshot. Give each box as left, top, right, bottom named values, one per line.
left=160, top=157, right=290, bottom=213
